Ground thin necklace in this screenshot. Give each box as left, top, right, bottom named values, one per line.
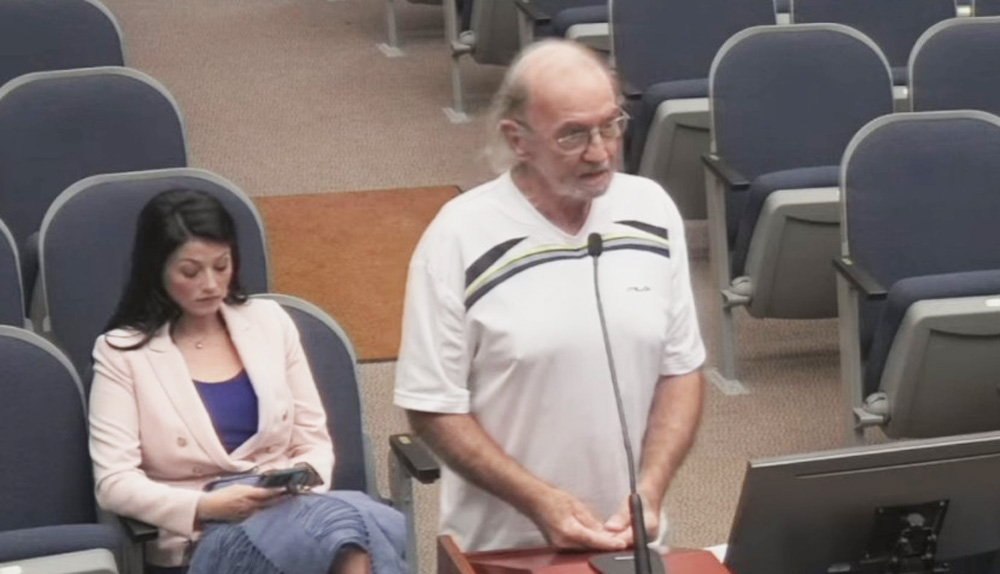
left=174, top=321, right=227, bottom=350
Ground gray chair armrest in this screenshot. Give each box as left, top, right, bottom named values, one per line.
left=702, top=154, right=751, bottom=191
left=120, top=517, right=158, bottom=543
left=389, top=434, right=440, bottom=484
left=512, top=0, right=551, bottom=25
left=833, top=257, right=887, bottom=300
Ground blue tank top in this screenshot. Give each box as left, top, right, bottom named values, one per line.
left=194, top=370, right=259, bottom=453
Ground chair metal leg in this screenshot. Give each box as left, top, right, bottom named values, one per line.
left=442, top=0, right=470, bottom=122
left=378, top=0, right=405, bottom=57
left=444, top=52, right=470, bottom=123
left=837, top=275, right=867, bottom=445
left=704, top=167, right=748, bottom=395
left=389, top=453, right=419, bottom=574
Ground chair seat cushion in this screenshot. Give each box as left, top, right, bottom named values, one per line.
left=730, top=165, right=840, bottom=277
left=863, top=268, right=1000, bottom=395
left=626, top=78, right=709, bottom=173
left=644, top=78, right=710, bottom=103
left=0, top=524, right=122, bottom=563
left=552, top=5, right=608, bottom=36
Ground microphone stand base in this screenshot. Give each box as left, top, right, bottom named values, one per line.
left=590, top=549, right=665, bottom=574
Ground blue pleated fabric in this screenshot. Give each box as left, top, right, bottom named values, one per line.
left=188, top=491, right=405, bottom=574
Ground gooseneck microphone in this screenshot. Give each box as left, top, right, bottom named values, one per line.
left=586, top=233, right=664, bottom=574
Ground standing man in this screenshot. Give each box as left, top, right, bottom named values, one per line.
left=394, top=39, right=705, bottom=552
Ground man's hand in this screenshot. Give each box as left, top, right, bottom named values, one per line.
left=603, top=492, right=660, bottom=547
left=530, top=487, right=628, bottom=551
left=196, top=485, right=285, bottom=523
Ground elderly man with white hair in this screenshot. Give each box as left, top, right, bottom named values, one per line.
left=394, top=39, right=706, bottom=553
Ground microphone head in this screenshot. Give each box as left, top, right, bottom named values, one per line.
left=587, top=233, right=603, bottom=257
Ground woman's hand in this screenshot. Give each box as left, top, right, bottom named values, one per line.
left=196, top=485, right=286, bottom=523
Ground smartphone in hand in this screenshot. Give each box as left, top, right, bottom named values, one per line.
left=258, top=465, right=323, bottom=492
left=204, top=464, right=322, bottom=493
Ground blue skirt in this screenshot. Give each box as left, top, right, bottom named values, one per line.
left=187, top=490, right=406, bottom=574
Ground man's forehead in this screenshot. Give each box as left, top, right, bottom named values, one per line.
left=524, top=65, right=616, bottom=121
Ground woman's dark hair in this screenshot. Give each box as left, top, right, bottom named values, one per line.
left=104, top=188, right=247, bottom=349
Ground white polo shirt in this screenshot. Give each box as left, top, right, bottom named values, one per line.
left=394, top=171, right=705, bottom=552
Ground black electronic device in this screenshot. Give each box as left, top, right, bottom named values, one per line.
left=725, top=431, right=1000, bottom=574
left=204, top=464, right=323, bottom=494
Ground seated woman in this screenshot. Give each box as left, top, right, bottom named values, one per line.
left=88, top=189, right=404, bottom=574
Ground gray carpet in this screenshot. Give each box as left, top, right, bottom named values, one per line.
left=100, top=0, right=858, bottom=570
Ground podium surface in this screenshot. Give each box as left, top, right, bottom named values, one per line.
left=438, top=535, right=731, bottom=574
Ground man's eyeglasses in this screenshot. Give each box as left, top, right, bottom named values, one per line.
left=516, top=111, right=630, bottom=154
left=554, top=111, right=630, bottom=153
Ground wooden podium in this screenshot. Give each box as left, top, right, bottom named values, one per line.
left=437, top=535, right=731, bottom=574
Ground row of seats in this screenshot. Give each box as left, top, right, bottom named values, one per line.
left=699, top=23, right=1000, bottom=444
left=0, top=0, right=188, bottom=315
left=415, top=0, right=992, bottom=217
left=0, top=3, right=199, bottom=571
left=0, top=1, right=432, bottom=572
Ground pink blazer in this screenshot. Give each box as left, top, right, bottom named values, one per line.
left=88, top=299, right=334, bottom=567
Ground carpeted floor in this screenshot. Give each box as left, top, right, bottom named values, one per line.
left=254, top=186, right=460, bottom=361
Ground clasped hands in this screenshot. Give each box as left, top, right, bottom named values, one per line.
left=531, top=486, right=660, bottom=551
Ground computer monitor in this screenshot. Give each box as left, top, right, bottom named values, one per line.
left=724, top=431, right=1000, bottom=574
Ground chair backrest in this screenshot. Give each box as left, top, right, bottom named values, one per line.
left=615, top=0, right=775, bottom=91
left=841, top=111, right=1000, bottom=296
left=253, top=294, right=373, bottom=495
left=39, top=168, right=269, bottom=376
left=790, top=0, right=956, bottom=67
left=0, top=0, right=124, bottom=88
left=710, top=24, right=894, bottom=181
left=910, top=17, right=1000, bottom=113
left=975, top=0, right=1000, bottom=14
left=469, top=0, right=520, bottom=66
left=0, top=326, right=95, bottom=530
left=0, top=67, right=187, bottom=250
left=0, top=219, right=24, bottom=328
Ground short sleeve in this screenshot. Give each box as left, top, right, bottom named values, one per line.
left=659, top=200, right=706, bottom=376
left=394, top=229, right=472, bottom=414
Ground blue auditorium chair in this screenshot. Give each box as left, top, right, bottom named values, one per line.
left=0, top=218, right=25, bottom=328
left=910, top=16, right=1000, bottom=114
left=0, top=0, right=124, bottom=88
left=0, top=67, right=187, bottom=306
left=702, top=24, right=893, bottom=392
left=255, top=293, right=438, bottom=574
left=621, top=0, right=775, bottom=219
left=790, top=0, right=956, bottom=107
left=835, top=111, right=1000, bottom=440
left=0, top=325, right=123, bottom=571
left=38, top=168, right=269, bottom=378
